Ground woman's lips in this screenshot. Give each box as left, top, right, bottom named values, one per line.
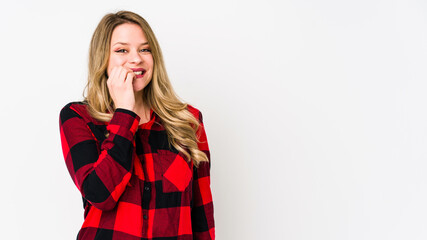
left=130, top=68, right=146, bottom=78
left=134, top=71, right=146, bottom=78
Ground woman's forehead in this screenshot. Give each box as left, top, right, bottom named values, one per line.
left=111, top=23, right=148, bottom=45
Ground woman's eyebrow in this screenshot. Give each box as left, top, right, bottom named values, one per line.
left=112, top=42, right=149, bottom=46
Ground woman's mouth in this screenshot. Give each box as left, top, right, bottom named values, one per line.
left=131, top=68, right=146, bottom=78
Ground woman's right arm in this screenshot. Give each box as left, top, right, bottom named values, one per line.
left=59, top=103, right=140, bottom=211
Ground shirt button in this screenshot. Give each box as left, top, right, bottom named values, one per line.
left=144, top=186, right=150, bottom=191
left=143, top=215, right=148, bottom=220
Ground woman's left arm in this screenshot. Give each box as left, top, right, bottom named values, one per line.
left=191, top=111, right=215, bottom=240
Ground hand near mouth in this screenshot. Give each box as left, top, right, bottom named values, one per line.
left=106, top=65, right=136, bottom=112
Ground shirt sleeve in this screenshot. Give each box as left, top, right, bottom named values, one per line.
left=59, top=104, right=140, bottom=211
left=191, top=111, right=215, bottom=240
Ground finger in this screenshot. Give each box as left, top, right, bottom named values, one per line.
left=121, top=66, right=134, bottom=81
left=118, top=67, right=128, bottom=83
left=121, top=67, right=135, bottom=83
left=125, top=70, right=136, bottom=85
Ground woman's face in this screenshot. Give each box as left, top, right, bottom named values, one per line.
left=107, top=23, right=154, bottom=93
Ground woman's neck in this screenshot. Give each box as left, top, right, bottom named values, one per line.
left=134, top=91, right=150, bottom=123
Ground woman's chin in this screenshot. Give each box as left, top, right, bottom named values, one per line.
left=134, top=80, right=151, bottom=92
left=133, top=84, right=148, bottom=95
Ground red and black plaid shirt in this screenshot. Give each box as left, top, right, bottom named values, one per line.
left=59, top=101, right=215, bottom=240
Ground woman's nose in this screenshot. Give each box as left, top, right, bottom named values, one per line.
left=129, top=50, right=143, bottom=64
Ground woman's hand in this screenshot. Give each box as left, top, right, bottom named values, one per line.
left=106, top=66, right=136, bottom=111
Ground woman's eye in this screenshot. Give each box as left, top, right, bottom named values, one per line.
left=114, top=49, right=151, bottom=53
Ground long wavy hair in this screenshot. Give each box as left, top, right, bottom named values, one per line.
left=82, top=10, right=208, bottom=168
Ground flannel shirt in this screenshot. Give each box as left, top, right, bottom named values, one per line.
left=59, top=101, right=215, bottom=240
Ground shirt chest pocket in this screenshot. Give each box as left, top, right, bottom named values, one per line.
left=157, top=150, right=193, bottom=193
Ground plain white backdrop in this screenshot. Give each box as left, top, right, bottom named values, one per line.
left=1, top=0, right=427, bottom=239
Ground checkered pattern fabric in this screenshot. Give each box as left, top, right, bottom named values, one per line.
left=59, top=101, right=215, bottom=240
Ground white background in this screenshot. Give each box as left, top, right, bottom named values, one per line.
left=1, top=0, right=427, bottom=239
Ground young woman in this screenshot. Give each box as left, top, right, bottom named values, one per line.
left=59, top=10, right=215, bottom=240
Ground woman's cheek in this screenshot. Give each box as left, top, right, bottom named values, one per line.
left=106, top=68, right=111, bottom=78
left=106, top=65, right=115, bottom=78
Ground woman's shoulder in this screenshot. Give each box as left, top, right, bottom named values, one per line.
left=61, top=100, right=87, bottom=114
left=186, top=104, right=204, bottom=123
left=62, top=100, right=86, bottom=108
left=60, top=100, right=96, bottom=123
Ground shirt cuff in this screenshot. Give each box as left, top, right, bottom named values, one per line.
left=109, top=108, right=141, bottom=135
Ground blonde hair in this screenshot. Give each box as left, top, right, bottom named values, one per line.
left=82, top=10, right=208, bottom=168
